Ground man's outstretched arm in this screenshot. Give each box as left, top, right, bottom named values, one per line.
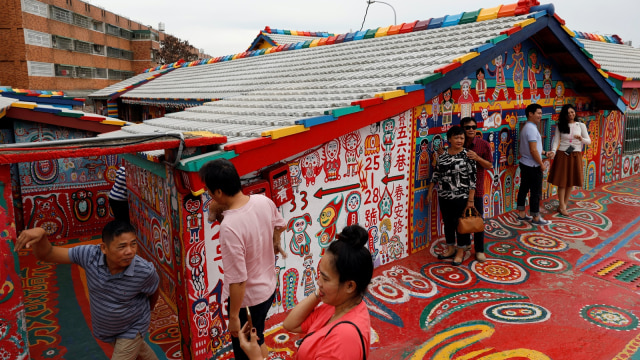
left=14, top=228, right=72, bottom=264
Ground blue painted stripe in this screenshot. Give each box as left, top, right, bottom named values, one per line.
left=295, top=115, right=336, bottom=127
left=578, top=215, right=640, bottom=270
left=397, top=84, right=425, bottom=93
left=471, top=43, right=494, bottom=53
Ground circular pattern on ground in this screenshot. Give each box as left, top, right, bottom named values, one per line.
left=525, top=255, right=566, bottom=272
left=483, top=302, right=550, bottom=324
left=610, top=195, right=640, bottom=206
left=580, top=304, right=639, bottom=331
left=628, top=250, right=640, bottom=262
left=422, top=263, right=478, bottom=289
left=470, top=259, right=529, bottom=284
left=543, top=219, right=598, bottom=240
left=518, top=233, right=568, bottom=252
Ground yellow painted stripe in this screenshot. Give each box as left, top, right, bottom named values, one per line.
left=374, top=89, right=406, bottom=100
left=0, top=108, right=6, bottom=118
left=598, top=69, right=609, bottom=78
left=453, top=52, right=480, bottom=64
left=309, top=39, right=320, bottom=47
left=262, top=125, right=308, bottom=140
left=12, top=102, right=37, bottom=109
left=290, top=31, right=298, bottom=36
left=561, top=25, right=575, bottom=37
left=101, top=119, right=127, bottom=126
left=375, top=26, right=390, bottom=37
left=597, top=260, right=624, bottom=276
left=191, top=188, right=206, bottom=197
left=477, top=6, right=501, bottom=21
left=515, top=18, right=536, bottom=28
left=39, top=94, right=52, bottom=97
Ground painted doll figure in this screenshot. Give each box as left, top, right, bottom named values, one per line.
left=458, top=77, right=475, bottom=118
left=508, top=43, right=525, bottom=108
left=441, top=88, right=454, bottom=125
left=475, top=68, right=487, bottom=102
left=486, top=51, right=510, bottom=105
left=554, top=81, right=565, bottom=113
left=527, top=48, right=542, bottom=103
left=417, top=138, right=430, bottom=184
left=341, top=131, right=362, bottom=177
left=344, top=191, right=362, bottom=226
left=300, top=255, right=317, bottom=297
left=323, top=140, right=341, bottom=182
left=542, top=64, right=553, bottom=101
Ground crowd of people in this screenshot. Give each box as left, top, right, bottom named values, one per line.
left=14, top=102, right=589, bottom=359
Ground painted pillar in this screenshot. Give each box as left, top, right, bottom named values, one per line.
left=0, top=164, right=30, bottom=359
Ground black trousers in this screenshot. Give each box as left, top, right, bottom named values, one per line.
left=516, top=163, right=543, bottom=216
left=229, top=291, right=276, bottom=360
left=438, top=197, right=471, bottom=248
left=473, top=197, right=485, bottom=253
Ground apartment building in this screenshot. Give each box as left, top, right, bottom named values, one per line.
left=0, top=0, right=191, bottom=93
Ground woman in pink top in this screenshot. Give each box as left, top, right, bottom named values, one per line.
left=240, top=225, right=373, bottom=359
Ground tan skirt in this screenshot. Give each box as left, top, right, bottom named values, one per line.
left=548, top=151, right=584, bottom=188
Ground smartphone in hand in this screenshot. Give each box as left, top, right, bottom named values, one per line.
left=245, top=306, right=253, bottom=331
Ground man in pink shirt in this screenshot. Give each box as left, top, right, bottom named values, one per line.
left=200, top=159, right=286, bottom=360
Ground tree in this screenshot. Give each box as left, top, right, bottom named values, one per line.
left=158, top=34, right=199, bottom=64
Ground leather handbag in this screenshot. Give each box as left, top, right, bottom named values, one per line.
left=457, top=207, right=484, bottom=234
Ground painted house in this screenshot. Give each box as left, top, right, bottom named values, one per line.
left=5, top=1, right=638, bottom=359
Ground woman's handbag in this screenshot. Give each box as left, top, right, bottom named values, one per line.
left=457, top=207, right=484, bottom=234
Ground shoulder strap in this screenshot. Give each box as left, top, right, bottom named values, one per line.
left=325, top=320, right=366, bottom=360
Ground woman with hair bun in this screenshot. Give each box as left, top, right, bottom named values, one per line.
left=239, top=225, right=373, bottom=359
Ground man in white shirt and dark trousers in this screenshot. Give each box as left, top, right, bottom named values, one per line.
left=109, top=166, right=129, bottom=223
left=516, top=104, right=552, bottom=226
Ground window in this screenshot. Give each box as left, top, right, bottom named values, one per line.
left=27, top=61, right=54, bottom=77
left=73, top=13, right=90, bottom=28
left=65, top=0, right=72, bottom=5
left=106, top=46, right=120, bottom=58
left=55, top=64, right=74, bottom=77
left=74, top=40, right=91, bottom=53
left=624, top=112, right=640, bottom=154
left=51, top=6, right=72, bottom=23
left=76, top=67, right=93, bottom=78
left=108, top=69, right=134, bottom=80
left=106, top=24, right=119, bottom=36
left=94, top=68, right=107, bottom=78
left=115, top=15, right=119, bottom=23
left=85, top=3, right=90, bottom=12
left=24, top=29, right=52, bottom=47
left=22, top=0, right=49, bottom=17
left=101, top=9, right=105, bottom=18
left=119, top=28, right=132, bottom=39
left=92, top=21, right=103, bottom=32
left=93, top=44, right=104, bottom=55
left=120, top=49, right=133, bottom=60
left=52, top=35, right=73, bottom=50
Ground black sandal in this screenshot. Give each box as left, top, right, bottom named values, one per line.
left=437, top=251, right=456, bottom=260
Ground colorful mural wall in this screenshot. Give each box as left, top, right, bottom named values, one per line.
left=13, top=120, right=116, bottom=239
left=0, top=164, right=30, bottom=360
left=410, top=39, right=627, bottom=254
left=126, top=162, right=184, bottom=360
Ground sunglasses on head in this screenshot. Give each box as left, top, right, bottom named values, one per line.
left=464, top=125, right=477, bottom=130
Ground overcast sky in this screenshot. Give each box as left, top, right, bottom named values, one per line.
left=88, top=0, right=640, bottom=56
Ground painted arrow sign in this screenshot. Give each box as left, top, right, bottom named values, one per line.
left=382, top=174, right=405, bottom=185
left=314, top=183, right=360, bottom=199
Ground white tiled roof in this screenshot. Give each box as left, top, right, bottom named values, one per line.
left=581, top=40, right=640, bottom=79
left=266, top=33, right=323, bottom=45
left=88, top=69, right=167, bottom=98
left=116, top=14, right=533, bottom=141
left=0, top=96, right=17, bottom=112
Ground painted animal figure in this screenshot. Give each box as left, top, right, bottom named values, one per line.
left=287, top=214, right=312, bottom=257
left=479, top=103, right=503, bottom=129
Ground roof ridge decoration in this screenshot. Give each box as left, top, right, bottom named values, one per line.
left=573, top=31, right=623, bottom=45
left=106, top=68, right=175, bottom=98
left=142, top=0, right=544, bottom=73
left=0, top=87, right=78, bottom=99
left=261, top=26, right=335, bottom=38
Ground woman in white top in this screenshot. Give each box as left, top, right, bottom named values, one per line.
left=547, top=104, right=591, bottom=216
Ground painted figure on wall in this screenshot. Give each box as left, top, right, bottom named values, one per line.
left=382, top=118, right=396, bottom=152
left=315, top=196, right=343, bottom=255
left=554, top=81, right=565, bottom=113
left=542, top=64, right=553, bottom=101
left=486, top=51, right=510, bottom=105
left=480, top=104, right=503, bottom=129
left=71, top=189, right=93, bottom=222
left=378, top=186, right=393, bottom=220
left=300, top=149, right=323, bottom=186
left=441, top=88, right=454, bottom=125
left=458, top=78, right=475, bottom=118
left=498, top=128, right=513, bottom=166
left=342, top=131, right=362, bottom=177
left=323, top=139, right=341, bottom=182
left=417, top=139, right=430, bottom=185
left=527, top=48, right=542, bottom=103
left=273, top=256, right=286, bottom=308
left=629, top=88, right=639, bottom=110
left=287, top=214, right=312, bottom=257
left=379, top=218, right=391, bottom=255
left=365, top=123, right=381, bottom=156
left=26, top=194, right=67, bottom=239
left=418, top=107, right=429, bottom=137
left=430, top=95, right=440, bottom=125
left=345, top=191, right=362, bottom=226
left=476, top=68, right=487, bottom=102
left=288, top=160, right=302, bottom=193
left=508, top=43, right=525, bottom=108
left=300, top=255, right=317, bottom=297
